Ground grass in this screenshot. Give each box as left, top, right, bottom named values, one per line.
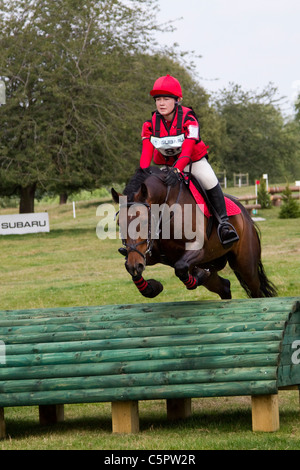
left=0, top=183, right=299, bottom=450
left=1, top=394, right=300, bottom=450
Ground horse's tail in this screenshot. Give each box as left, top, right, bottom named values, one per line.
left=256, top=259, right=278, bottom=297
left=233, top=214, right=278, bottom=298
left=252, top=219, right=278, bottom=297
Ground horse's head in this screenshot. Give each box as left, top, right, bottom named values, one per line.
left=112, top=183, right=153, bottom=277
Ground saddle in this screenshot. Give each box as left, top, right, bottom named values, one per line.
left=185, top=174, right=241, bottom=218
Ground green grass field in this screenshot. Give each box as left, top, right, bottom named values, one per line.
left=0, top=184, right=299, bottom=450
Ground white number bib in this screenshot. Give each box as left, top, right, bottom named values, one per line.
left=150, top=134, right=185, bottom=157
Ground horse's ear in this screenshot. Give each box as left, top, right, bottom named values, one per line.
left=111, top=188, right=121, bottom=203
left=140, top=183, right=148, bottom=202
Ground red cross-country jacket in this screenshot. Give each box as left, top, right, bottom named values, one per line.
left=140, top=105, right=209, bottom=171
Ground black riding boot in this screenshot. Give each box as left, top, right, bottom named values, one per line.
left=206, top=184, right=239, bottom=247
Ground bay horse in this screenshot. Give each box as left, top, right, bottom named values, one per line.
left=111, top=167, right=277, bottom=300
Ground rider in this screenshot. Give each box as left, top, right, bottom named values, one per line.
left=139, top=74, right=239, bottom=247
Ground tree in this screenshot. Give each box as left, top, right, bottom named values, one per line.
left=295, top=92, right=300, bottom=122
left=257, top=178, right=271, bottom=209
left=279, top=185, right=300, bottom=219
left=213, top=83, right=298, bottom=183
left=0, top=0, right=223, bottom=211
left=0, top=0, right=162, bottom=212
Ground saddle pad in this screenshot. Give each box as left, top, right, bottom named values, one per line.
left=189, top=180, right=241, bottom=218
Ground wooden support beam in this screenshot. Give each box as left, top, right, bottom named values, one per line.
left=166, top=398, right=192, bottom=420
left=111, top=401, right=139, bottom=434
left=251, top=394, right=279, bottom=432
left=0, top=407, right=5, bottom=440
left=39, top=405, right=64, bottom=426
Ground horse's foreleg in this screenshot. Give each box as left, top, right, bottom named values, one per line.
left=132, top=274, right=163, bottom=298
left=174, top=257, right=210, bottom=291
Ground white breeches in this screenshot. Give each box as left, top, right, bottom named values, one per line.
left=184, top=158, right=218, bottom=190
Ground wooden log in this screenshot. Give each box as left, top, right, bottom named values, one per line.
left=0, top=318, right=289, bottom=347
left=0, top=380, right=278, bottom=407
left=167, top=398, right=192, bottom=420
left=237, top=195, right=257, bottom=202
left=0, top=310, right=289, bottom=330
left=0, top=351, right=280, bottom=381
left=0, top=297, right=296, bottom=322
left=277, top=365, right=300, bottom=388
left=2, top=323, right=285, bottom=351
left=111, top=401, right=139, bottom=433
left=2, top=321, right=286, bottom=357
left=0, top=366, right=277, bottom=394
left=39, top=405, right=64, bottom=426
left=268, top=186, right=299, bottom=194
left=0, top=307, right=291, bottom=329
left=0, top=355, right=278, bottom=382
left=2, top=341, right=282, bottom=369
left=0, top=315, right=288, bottom=337
left=0, top=297, right=298, bottom=436
left=0, top=407, right=5, bottom=440
left=3, top=332, right=284, bottom=364
left=251, top=394, right=279, bottom=432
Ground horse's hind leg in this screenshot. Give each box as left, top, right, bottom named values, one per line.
left=227, top=252, right=269, bottom=298
left=202, top=270, right=232, bottom=299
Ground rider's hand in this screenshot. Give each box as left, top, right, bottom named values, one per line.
left=165, top=167, right=181, bottom=187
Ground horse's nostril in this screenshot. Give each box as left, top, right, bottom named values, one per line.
left=137, top=263, right=145, bottom=274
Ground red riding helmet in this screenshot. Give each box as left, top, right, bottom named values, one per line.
left=150, top=74, right=183, bottom=99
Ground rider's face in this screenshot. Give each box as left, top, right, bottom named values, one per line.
left=155, top=97, right=176, bottom=120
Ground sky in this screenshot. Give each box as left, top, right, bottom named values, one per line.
left=155, top=0, right=300, bottom=116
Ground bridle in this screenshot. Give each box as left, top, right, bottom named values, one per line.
left=116, top=164, right=189, bottom=262
left=116, top=180, right=181, bottom=262
left=118, top=200, right=154, bottom=261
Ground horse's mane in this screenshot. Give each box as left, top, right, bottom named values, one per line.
left=123, top=167, right=165, bottom=202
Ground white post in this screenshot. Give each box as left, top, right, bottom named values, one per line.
left=0, top=80, right=6, bottom=105
left=73, top=201, right=76, bottom=218
left=255, top=180, right=260, bottom=205
left=263, top=174, right=268, bottom=192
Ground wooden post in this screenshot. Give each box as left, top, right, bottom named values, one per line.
left=111, top=401, right=139, bottom=434
left=166, top=398, right=192, bottom=420
left=39, top=405, right=64, bottom=426
left=251, top=394, right=279, bottom=432
left=0, top=407, right=5, bottom=440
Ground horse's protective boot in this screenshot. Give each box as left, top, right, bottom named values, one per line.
left=206, top=184, right=239, bottom=248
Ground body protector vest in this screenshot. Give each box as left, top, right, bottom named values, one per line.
left=141, top=105, right=208, bottom=166
left=150, top=105, right=186, bottom=158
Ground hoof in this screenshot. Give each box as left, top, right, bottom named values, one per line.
left=141, top=279, right=163, bottom=298
left=192, top=267, right=211, bottom=286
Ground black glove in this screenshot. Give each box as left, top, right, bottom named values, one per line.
left=165, top=167, right=181, bottom=187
